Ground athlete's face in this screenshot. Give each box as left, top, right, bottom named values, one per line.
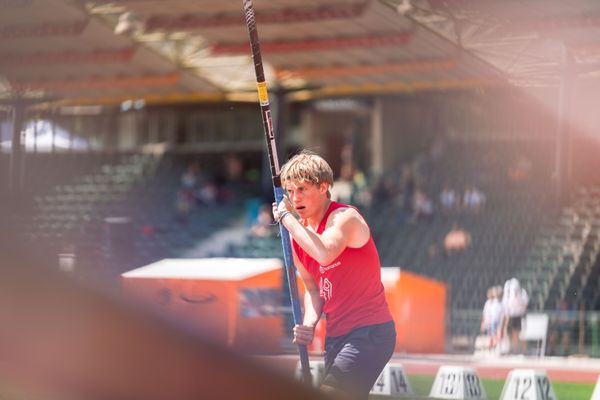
left=284, top=179, right=328, bottom=219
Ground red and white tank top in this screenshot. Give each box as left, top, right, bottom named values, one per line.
left=292, top=201, right=392, bottom=337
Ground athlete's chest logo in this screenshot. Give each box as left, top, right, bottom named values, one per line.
left=319, top=277, right=332, bottom=301
left=319, top=260, right=341, bottom=274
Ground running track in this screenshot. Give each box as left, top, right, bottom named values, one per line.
left=256, top=353, right=600, bottom=384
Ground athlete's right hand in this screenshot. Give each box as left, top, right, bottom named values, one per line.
left=293, top=324, right=315, bottom=345
left=272, top=196, right=292, bottom=223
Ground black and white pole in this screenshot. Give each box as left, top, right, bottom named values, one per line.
left=242, top=0, right=312, bottom=385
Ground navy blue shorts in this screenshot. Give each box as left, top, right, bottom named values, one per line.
left=323, top=320, right=396, bottom=400
left=507, top=316, right=522, bottom=333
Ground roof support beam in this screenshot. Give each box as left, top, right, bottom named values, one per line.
left=0, top=48, right=136, bottom=66
left=11, top=73, right=180, bottom=91
left=145, top=2, right=368, bottom=31
left=211, top=32, right=412, bottom=55
left=278, top=58, right=456, bottom=79
left=497, top=15, right=600, bottom=34
left=0, top=20, right=87, bottom=40
left=289, top=78, right=504, bottom=100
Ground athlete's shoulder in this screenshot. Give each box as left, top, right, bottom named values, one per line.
left=327, top=204, right=369, bottom=231
left=329, top=204, right=360, bottom=219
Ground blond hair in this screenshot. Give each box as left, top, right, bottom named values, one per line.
left=280, top=150, right=334, bottom=193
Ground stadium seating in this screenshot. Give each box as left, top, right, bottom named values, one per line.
left=4, top=150, right=262, bottom=296
left=368, top=139, right=556, bottom=312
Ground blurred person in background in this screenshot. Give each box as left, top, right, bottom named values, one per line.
left=463, top=185, right=486, bottom=213
left=181, top=161, right=201, bottom=192
left=502, top=278, right=529, bottom=354
left=331, top=162, right=354, bottom=204
left=547, top=297, right=577, bottom=356
left=273, top=150, right=395, bottom=400
left=443, top=223, right=471, bottom=257
left=350, top=168, right=371, bottom=208
left=371, top=174, right=395, bottom=205
left=224, top=152, right=243, bottom=183
left=250, top=203, right=275, bottom=238
left=175, top=162, right=201, bottom=221
left=411, top=186, right=434, bottom=223
left=196, top=180, right=218, bottom=206
left=399, top=164, right=415, bottom=212
left=440, top=185, right=458, bottom=211
left=480, top=286, right=505, bottom=351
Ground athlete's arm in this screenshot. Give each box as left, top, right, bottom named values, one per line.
left=281, top=207, right=370, bottom=266
left=292, top=247, right=323, bottom=345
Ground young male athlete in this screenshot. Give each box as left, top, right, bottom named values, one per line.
left=272, top=150, right=396, bottom=400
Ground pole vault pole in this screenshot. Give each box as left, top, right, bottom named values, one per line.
left=241, top=0, right=312, bottom=385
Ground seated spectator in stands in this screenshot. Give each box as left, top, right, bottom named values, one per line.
left=440, top=185, right=458, bottom=211
left=463, top=185, right=486, bottom=212
left=250, top=204, right=275, bottom=238
left=196, top=180, right=218, bottom=206
left=547, top=298, right=576, bottom=356
left=214, top=174, right=233, bottom=203
left=411, top=187, right=434, bottom=222
left=399, top=165, right=415, bottom=212
left=331, top=180, right=352, bottom=204
left=372, top=175, right=395, bottom=205
left=480, top=286, right=505, bottom=350
left=225, top=152, right=244, bottom=183
left=175, top=189, right=192, bottom=223
left=181, top=161, right=203, bottom=193
left=443, top=223, right=471, bottom=256
left=351, top=168, right=371, bottom=207
left=180, top=161, right=214, bottom=209
left=332, top=163, right=353, bottom=204
left=502, top=278, right=529, bottom=354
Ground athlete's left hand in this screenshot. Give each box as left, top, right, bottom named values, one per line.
left=293, top=324, right=315, bottom=345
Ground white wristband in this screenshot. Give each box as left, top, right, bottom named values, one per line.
left=277, top=210, right=290, bottom=224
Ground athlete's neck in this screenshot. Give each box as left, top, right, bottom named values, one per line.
left=305, top=199, right=332, bottom=230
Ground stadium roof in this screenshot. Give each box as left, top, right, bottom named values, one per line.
left=1, top=0, right=600, bottom=107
